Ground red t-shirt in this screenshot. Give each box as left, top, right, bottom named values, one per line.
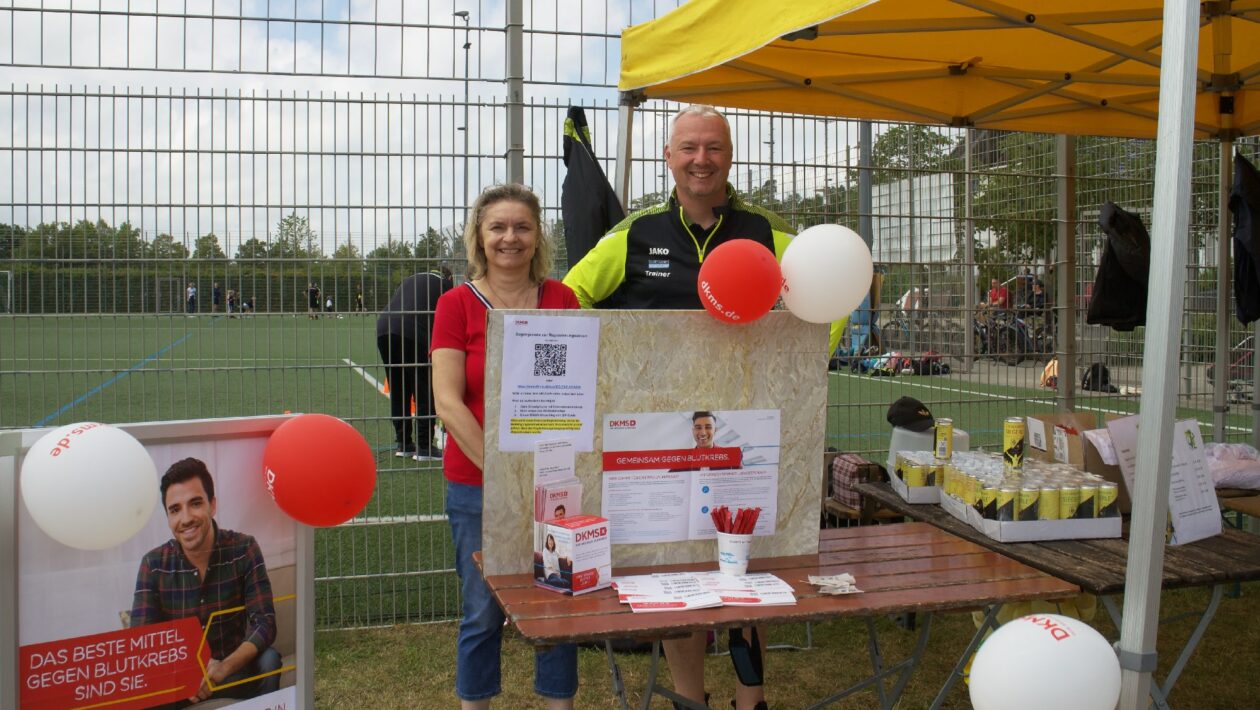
left=988, top=285, right=1009, bottom=309
left=430, top=279, right=580, bottom=486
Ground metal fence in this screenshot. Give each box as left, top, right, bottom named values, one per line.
left=1, top=1, right=1253, bottom=628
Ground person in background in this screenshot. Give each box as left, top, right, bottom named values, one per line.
left=986, top=277, right=1010, bottom=311
left=432, top=183, right=580, bottom=709
left=377, top=265, right=454, bottom=460
left=307, top=282, right=320, bottom=319
left=186, top=283, right=197, bottom=315
left=212, top=282, right=222, bottom=314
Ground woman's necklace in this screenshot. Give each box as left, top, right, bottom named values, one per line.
left=479, top=278, right=538, bottom=309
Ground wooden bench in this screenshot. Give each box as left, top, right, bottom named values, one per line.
left=1222, top=495, right=1260, bottom=525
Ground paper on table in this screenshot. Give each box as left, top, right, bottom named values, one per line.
left=1167, top=420, right=1221, bottom=545
left=610, top=573, right=724, bottom=612
left=1104, top=416, right=1221, bottom=545
left=693, top=572, right=796, bottom=606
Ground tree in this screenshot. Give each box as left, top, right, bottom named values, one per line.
left=235, top=237, right=270, bottom=261
left=333, top=242, right=366, bottom=275
left=415, top=227, right=452, bottom=260
left=272, top=212, right=320, bottom=259
left=192, top=233, right=227, bottom=260
left=150, top=233, right=190, bottom=260
left=849, top=125, right=959, bottom=186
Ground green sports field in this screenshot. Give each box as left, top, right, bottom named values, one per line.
left=1, top=314, right=1252, bottom=628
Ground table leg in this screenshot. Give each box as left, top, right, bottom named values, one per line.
left=929, top=604, right=1002, bottom=710
left=804, top=613, right=934, bottom=710
left=639, top=640, right=708, bottom=710
left=604, top=640, right=629, bottom=710
left=1102, top=585, right=1225, bottom=710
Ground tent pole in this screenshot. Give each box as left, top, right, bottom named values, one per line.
left=1116, top=1, right=1199, bottom=707
left=613, top=93, right=640, bottom=207
left=1215, top=139, right=1232, bottom=441
left=1056, top=134, right=1077, bottom=411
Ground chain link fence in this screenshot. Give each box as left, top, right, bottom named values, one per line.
left=2, top=1, right=1251, bottom=628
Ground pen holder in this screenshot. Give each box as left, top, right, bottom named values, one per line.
left=716, top=532, right=753, bottom=576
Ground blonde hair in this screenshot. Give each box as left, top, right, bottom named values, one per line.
left=461, top=183, right=554, bottom=284
left=669, top=104, right=731, bottom=140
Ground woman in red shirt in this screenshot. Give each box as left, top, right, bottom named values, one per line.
left=432, top=184, right=580, bottom=709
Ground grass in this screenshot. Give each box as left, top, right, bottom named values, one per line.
left=5, top=314, right=1260, bottom=703
left=314, top=583, right=1260, bottom=708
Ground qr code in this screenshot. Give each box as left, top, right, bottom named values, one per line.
left=534, top=343, right=567, bottom=377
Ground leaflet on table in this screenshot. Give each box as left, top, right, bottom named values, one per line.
left=611, top=573, right=724, bottom=612
left=693, top=572, right=796, bottom=606
left=497, top=314, right=599, bottom=451
left=1105, top=415, right=1221, bottom=544
left=600, top=409, right=781, bottom=544
left=612, top=572, right=795, bottom=608
left=534, top=438, right=576, bottom=487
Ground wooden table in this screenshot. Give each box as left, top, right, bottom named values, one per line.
left=480, top=522, right=1077, bottom=709
left=857, top=481, right=1260, bottom=708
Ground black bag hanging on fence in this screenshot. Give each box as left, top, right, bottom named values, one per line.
left=561, top=106, right=626, bottom=268
left=1087, top=202, right=1150, bottom=331
left=1229, top=152, right=1260, bottom=324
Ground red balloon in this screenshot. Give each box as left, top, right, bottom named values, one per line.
left=263, top=414, right=376, bottom=527
left=696, top=239, right=782, bottom=324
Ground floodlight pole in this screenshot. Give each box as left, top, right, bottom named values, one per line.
left=456, top=9, right=471, bottom=223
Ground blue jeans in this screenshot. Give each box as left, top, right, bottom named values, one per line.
left=446, top=481, right=578, bottom=701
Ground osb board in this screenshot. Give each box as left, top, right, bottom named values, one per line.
left=481, top=310, right=828, bottom=576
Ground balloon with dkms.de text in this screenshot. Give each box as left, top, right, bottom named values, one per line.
left=263, top=413, right=377, bottom=527
left=970, top=614, right=1120, bottom=710
left=20, top=422, right=158, bottom=550
left=696, top=238, right=782, bottom=324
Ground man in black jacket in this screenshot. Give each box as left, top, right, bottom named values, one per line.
left=377, top=266, right=453, bottom=460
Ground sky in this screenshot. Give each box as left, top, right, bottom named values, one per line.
left=0, top=0, right=691, bottom=254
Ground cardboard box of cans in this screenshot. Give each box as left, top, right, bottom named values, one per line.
left=889, top=450, right=942, bottom=504
left=935, top=450, right=1121, bottom=542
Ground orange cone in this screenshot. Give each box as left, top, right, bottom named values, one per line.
left=382, top=378, right=390, bottom=394
left=409, top=395, right=417, bottom=415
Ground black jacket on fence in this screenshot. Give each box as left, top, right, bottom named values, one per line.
left=1230, top=152, right=1260, bottom=325
left=561, top=106, right=625, bottom=268
left=1087, top=201, right=1150, bottom=331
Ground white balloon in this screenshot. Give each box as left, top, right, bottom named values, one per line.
left=970, top=614, right=1121, bottom=710
left=20, top=422, right=158, bottom=550
left=780, top=224, right=873, bottom=323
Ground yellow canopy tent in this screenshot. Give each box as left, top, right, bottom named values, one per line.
left=614, top=2, right=1247, bottom=707
left=618, top=0, right=1260, bottom=139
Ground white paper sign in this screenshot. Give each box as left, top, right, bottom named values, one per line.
left=1105, top=415, right=1221, bottom=545
left=1052, top=425, right=1070, bottom=463
left=1027, top=416, right=1048, bottom=452
left=498, top=314, right=599, bottom=451
left=1167, top=420, right=1221, bottom=545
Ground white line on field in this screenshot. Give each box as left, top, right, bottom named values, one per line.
left=341, top=514, right=447, bottom=527
left=344, top=358, right=388, bottom=395
left=829, top=371, right=1253, bottom=434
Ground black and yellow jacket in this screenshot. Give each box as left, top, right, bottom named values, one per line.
left=563, top=184, right=846, bottom=352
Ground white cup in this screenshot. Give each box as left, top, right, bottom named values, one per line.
left=716, top=532, right=753, bottom=576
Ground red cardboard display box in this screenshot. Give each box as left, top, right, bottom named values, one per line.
left=534, top=514, right=612, bottom=596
